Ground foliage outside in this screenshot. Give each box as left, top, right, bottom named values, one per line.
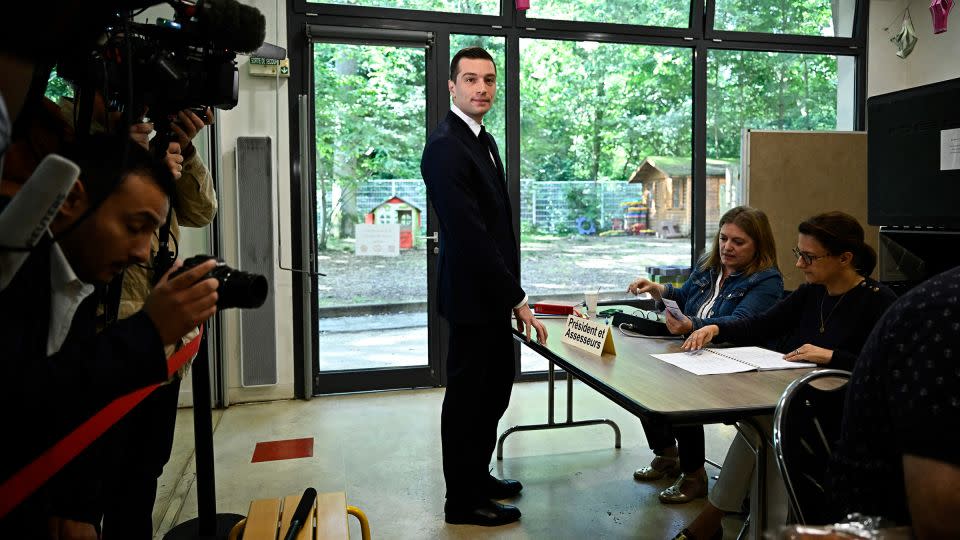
left=306, top=0, right=847, bottom=250
left=308, top=0, right=498, bottom=14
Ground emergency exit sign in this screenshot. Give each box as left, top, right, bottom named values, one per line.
left=248, top=57, right=290, bottom=77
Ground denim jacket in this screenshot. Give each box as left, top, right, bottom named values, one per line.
left=662, top=263, right=783, bottom=330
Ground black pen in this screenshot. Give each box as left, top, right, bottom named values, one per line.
left=284, top=487, right=317, bottom=540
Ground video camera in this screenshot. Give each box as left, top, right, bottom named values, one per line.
left=52, top=0, right=273, bottom=303
left=57, top=0, right=267, bottom=136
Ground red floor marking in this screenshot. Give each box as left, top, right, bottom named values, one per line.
left=251, top=437, right=315, bottom=463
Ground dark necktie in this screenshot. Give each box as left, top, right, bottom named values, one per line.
left=478, top=125, right=499, bottom=171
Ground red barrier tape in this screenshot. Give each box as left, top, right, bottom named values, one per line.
left=0, top=325, right=204, bottom=518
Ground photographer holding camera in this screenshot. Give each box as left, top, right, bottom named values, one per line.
left=87, top=102, right=220, bottom=538
left=1, top=2, right=267, bottom=537
left=0, top=124, right=221, bottom=538
left=54, top=84, right=221, bottom=535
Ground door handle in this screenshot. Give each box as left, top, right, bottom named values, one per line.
left=419, top=233, right=439, bottom=243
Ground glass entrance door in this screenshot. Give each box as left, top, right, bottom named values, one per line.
left=309, top=31, right=439, bottom=393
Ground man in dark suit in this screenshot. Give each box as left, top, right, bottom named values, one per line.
left=420, top=47, right=547, bottom=527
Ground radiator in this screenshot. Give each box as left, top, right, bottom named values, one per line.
left=235, top=136, right=278, bottom=386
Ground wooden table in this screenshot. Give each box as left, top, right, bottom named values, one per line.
left=500, top=311, right=813, bottom=539
left=518, top=315, right=810, bottom=424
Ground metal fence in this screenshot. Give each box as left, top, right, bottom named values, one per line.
left=345, top=179, right=648, bottom=234
left=356, top=179, right=428, bottom=220
left=519, top=180, right=647, bottom=233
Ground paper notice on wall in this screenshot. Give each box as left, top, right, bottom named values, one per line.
left=942, top=128, right=960, bottom=171
left=355, top=224, right=400, bottom=257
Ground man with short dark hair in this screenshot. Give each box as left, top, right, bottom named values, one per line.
left=421, top=46, right=546, bottom=527
left=0, top=133, right=220, bottom=539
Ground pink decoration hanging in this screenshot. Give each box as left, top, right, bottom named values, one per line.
left=930, top=0, right=954, bottom=34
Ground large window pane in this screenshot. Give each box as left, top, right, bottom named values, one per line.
left=313, top=43, right=429, bottom=372
left=520, top=38, right=692, bottom=371
left=526, top=0, right=689, bottom=27
left=308, top=0, right=498, bottom=15
left=707, top=50, right=856, bottom=222
left=714, top=0, right=856, bottom=37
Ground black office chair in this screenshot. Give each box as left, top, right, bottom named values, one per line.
left=772, top=369, right=851, bottom=525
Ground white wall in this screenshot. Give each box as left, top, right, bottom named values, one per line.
left=869, top=0, right=960, bottom=96
left=216, top=0, right=296, bottom=403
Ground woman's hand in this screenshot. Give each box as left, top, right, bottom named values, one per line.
left=783, top=344, right=832, bottom=364
left=682, top=325, right=719, bottom=351
left=627, top=277, right=665, bottom=300
left=664, top=309, right=693, bottom=335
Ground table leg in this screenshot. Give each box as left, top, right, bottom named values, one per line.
left=497, top=360, right=622, bottom=460
left=734, top=418, right=768, bottom=540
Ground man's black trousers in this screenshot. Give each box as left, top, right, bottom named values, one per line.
left=441, top=317, right=516, bottom=503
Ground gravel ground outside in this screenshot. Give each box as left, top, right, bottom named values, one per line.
left=316, top=235, right=691, bottom=308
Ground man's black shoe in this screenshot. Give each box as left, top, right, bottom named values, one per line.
left=444, top=499, right=521, bottom=526
left=484, top=476, right=523, bottom=499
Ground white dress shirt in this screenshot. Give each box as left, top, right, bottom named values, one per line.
left=449, top=104, right=527, bottom=310
left=450, top=103, right=497, bottom=167
left=48, top=242, right=95, bottom=355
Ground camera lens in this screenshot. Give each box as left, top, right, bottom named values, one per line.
left=172, top=255, right=269, bottom=310
left=216, top=268, right=268, bottom=309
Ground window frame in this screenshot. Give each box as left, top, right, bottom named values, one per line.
left=286, top=0, right=869, bottom=391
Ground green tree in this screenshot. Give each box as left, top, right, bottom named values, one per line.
left=520, top=40, right=692, bottom=183
left=528, top=0, right=689, bottom=28
left=314, top=0, right=497, bottom=14
left=308, top=0, right=843, bottom=242
left=313, top=44, right=426, bottom=250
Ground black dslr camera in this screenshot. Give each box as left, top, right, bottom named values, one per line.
left=170, top=255, right=267, bottom=310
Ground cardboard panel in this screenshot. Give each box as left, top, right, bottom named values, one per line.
left=744, top=130, right=876, bottom=291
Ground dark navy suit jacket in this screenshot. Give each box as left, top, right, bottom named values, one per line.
left=0, top=198, right=168, bottom=531
left=420, top=111, right=524, bottom=325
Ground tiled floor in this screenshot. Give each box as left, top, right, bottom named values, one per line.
left=154, top=380, right=748, bottom=539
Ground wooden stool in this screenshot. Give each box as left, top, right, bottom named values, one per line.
left=227, top=491, right=370, bottom=540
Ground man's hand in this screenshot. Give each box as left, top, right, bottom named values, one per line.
left=143, top=259, right=219, bottom=346
left=128, top=121, right=153, bottom=151
left=664, top=309, right=693, bottom=335
left=514, top=304, right=547, bottom=345
left=682, top=324, right=719, bottom=351
left=170, top=108, right=211, bottom=156
left=904, top=454, right=960, bottom=539
left=164, top=141, right=184, bottom=180
left=782, top=344, right=832, bottom=364
left=627, top=277, right=665, bottom=300
left=48, top=517, right=98, bottom=540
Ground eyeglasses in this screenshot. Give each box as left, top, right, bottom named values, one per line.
left=792, top=247, right=831, bottom=265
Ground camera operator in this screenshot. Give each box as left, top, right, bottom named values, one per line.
left=59, top=95, right=220, bottom=537
left=0, top=125, right=220, bottom=539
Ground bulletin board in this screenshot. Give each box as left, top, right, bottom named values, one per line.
left=743, top=130, right=877, bottom=291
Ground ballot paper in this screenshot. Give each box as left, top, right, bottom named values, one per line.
left=661, top=298, right=684, bottom=320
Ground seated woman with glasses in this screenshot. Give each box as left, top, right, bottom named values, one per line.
left=670, top=211, right=897, bottom=540
left=626, top=206, right=783, bottom=504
